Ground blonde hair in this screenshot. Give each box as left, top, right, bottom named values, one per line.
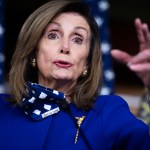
left=9, top=0, right=102, bottom=110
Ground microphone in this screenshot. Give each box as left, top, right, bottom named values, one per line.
left=57, top=100, right=92, bottom=150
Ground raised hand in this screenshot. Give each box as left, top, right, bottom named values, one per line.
left=111, top=18, right=150, bottom=90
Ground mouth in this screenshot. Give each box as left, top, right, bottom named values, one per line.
left=53, top=60, right=73, bottom=68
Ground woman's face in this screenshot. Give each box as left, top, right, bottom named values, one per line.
left=36, top=12, right=91, bottom=86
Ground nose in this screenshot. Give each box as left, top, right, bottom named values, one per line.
left=59, top=38, right=70, bottom=54
left=60, top=49, right=69, bottom=54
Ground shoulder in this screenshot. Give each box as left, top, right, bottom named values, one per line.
left=0, top=94, right=12, bottom=108
left=93, top=94, right=140, bottom=124
left=92, top=94, right=133, bottom=130
left=0, top=95, right=56, bottom=149
left=0, top=94, right=26, bottom=121
left=0, top=94, right=19, bottom=113
left=93, top=94, right=149, bottom=133
left=94, top=94, right=129, bottom=112
left=93, top=95, right=150, bottom=148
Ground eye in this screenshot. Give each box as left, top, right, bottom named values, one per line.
left=72, top=36, right=83, bottom=45
left=47, top=32, right=59, bottom=40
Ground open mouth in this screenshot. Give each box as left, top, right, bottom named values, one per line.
left=53, top=60, right=73, bottom=68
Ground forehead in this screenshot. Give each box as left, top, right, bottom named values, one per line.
left=54, top=12, right=87, bottom=21
left=50, top=12, right=91, bottom=31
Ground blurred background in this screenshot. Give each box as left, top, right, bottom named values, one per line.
left=0, top=0, right=150, bottom=114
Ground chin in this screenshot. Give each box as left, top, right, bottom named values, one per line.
left=54, top=74, right=72, bottom=80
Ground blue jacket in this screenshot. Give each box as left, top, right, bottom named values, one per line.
left=0, top=95, right=150, bottom=150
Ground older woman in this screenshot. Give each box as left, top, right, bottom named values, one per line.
left=0, top=0, right=149, bottom=150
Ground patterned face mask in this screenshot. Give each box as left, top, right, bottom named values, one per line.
left=22, top=82, right=66, bottom=121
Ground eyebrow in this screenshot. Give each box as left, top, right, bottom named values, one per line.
left=50, top=21, right=89, bottom=34
left=75, top=26, right=89, bottom=34
left=49, top=21, right=61, bottom=27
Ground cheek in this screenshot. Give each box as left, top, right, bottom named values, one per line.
left=74, top=51, right=89, bottom=74
left=77, top=48, right=89, bottom=65
left=78, top=56, right=87, bottom=66
left=37, top=51, right=50, bottom=61
left=72, top=57, right=87, bottom=79
left=36, top=44, right=55, bottom=63
left=36, top=49, right=52, bottom=73
left=37, top=39, right=57, bottom=60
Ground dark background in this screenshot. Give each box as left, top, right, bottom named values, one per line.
left=4, top=0, right=150, bottom=89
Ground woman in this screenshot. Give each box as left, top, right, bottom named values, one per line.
left=0, top=0, right=149, bottom=149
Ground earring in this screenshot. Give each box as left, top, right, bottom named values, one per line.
left=31, top=58, right=36, bottom=67
left=82, top=68, right=88, bottom=77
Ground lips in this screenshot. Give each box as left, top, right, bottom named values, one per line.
left=53, top=60, right=73, bottom=68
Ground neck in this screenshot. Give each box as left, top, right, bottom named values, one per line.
left=38, top=78, right=76, bottom=102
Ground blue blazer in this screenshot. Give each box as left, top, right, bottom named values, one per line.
left=0, top=94, right=150, bottom=150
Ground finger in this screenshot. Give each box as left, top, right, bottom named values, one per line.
left=128, top=63, right=150, bottom=72
left=142, top=23, right=150, bottom=44
left=134, top=18, right=145, bottom=45
left=135, top=18, right=150, bottom=50
left=129, top=50, right=150, bottom=64
left=111, top=49, right=132, bottom=64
